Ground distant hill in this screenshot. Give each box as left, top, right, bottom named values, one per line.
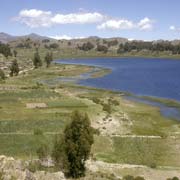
left=0, top=32, right=17, bottom=43
left=0, top=32, right=52, bottom=43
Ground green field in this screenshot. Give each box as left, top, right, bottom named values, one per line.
left=0, top=63, right=180, bottom=170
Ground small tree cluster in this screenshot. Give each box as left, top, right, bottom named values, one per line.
left=44, top=52, right=53, bottom=68
left=10, top=59, right=19, bottom=76
left=0, top=43, right=12, bottom=58
left=78, top=42, right=94, bottom=51
left=96, top=44, right=108, bottom=53
left=52, top=110, right=94, bottom=178
left=33, top=50, right=42, bottom=68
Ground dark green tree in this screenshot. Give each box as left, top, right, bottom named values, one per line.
left=33, top=50, right=42, bottom=68
left=0, top=43, right=12, bottom=58
left=0, top=69, right=5, bottom=80
left=10, top=59, right=19, bottom=76
left=44, top=52, right=53, bottom=68
left=13, top=50, right=17, bottom=57
left=52, top=111, right=94, bottom=178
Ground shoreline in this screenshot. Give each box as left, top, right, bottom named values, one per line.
left=54, top=60, right=180, bottom=121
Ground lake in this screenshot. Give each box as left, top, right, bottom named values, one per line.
left=56, top=57, right=180, bottom=120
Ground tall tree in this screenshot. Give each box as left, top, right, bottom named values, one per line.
left=13, top=50, right=17, bottom=57
left=44, top=52, right=53, bottom=68
left=10, top=59, right=19, bottom=76
left=0, top=69, right=5, bottom=80
left=33, top=50, right=42, bottom=68
left=52, top=111, right=94, bottom=178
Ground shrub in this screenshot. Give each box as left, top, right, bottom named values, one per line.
left=172, top=177, right=179, bottom=180
left=34, top=128, right=43, bottom=136
left=0, top=69, right=5, bottom=80
left=79, top=42, right=94, bottom=51
left=123, top=175, right=134, bottom=180
left=36, top=144, right=49, bottom=160
left=134, top=176, right=145, bottom=180
left=96, top=44, right=108, bottom=53
left=150, top=162, right=157, bottom=169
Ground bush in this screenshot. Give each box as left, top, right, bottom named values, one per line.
left=96, top=44, right=108, bottom=53
left=102, top=103, right=112, bottom=114
left=49, top=43, right=59, bottom=49
left=0, top=69, right=5, bottom=80
left=134, top=177, right=145, bottom=180
left=123, top=175, right=134, bottom=180
left=123, top=175, right=145, bottom=180
left=36, top=144, right=49, bottom=160
left=172, top=177, right=179, bottom=180
left=34, top=128, right=43, bottom=135
left=79, top=42, right=94, bottom=51
left=150, top=162, right=157, bottom=169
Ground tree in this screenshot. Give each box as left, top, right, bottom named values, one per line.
left=44, top=52, right=53, bottom=68
left=0, top=69, right=5, bottom=80
left=33, top=50, right=42, bottom=68
left=96, top=44, right=108, bottom=53
left=78, top=42, right=94, bottom=51
left=10, top=59, right=19, bottom=76
left=52, top=111, right=94, bottom=178
left=13, top=50, right=17, bottom=57
left=49, top=43, right=59, bottom=49
left=0, top=43, right=12, bottom=58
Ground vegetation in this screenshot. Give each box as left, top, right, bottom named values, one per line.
left=52, top=110, right=94, bottom=178
left=33, top=50, right=42, bottom=68
left=117, top=41, right=180, bottom=55
left=78, top=42, right=94, bottom=51
left=36, top=143, right=49, bottom=160
left=0, top=69, right=5, bottom=80
left=9, top=59, right=19, bottom=76
left=13, top=50, right=17, bottom=57
left=96, top=44, right=108, bottom=53
left=44, top=52, right=53, bottom=68
left=0, top=42, right=11, bottom=58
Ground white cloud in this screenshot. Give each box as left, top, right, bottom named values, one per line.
left=15, top=9, right=105, bottom=28
left=97, top=19, right=134, bottom=30
left=97, top=17, right=154, bottom=31
left=50, top=35, right=86, bottom=40
left=19, top=9, right=52, bottom=18
left=138, top=17, right=154, bottom=30
left=17, top=9, right=53, bottom=28
left=52, top=12, right=104, bottom=24
left=14, top=9, right=155, bottom=33
left=170, top=25, right=180, bottom=32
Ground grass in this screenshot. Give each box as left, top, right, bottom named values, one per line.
left=0, top=62, right=180, bottom=169
left=95, top=136, right=164, bottom=166
left=0, top=134, right=55, bottom=159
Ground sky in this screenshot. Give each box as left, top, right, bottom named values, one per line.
left=1, top=0, right=180, bottom=40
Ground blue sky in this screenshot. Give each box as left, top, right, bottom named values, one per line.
left=1, top=0, right=180, bottom=40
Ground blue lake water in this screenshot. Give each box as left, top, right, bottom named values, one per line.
left=56, top=57, right=180, bottom=120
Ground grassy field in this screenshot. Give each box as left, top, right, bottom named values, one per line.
left=0, top=62, right=180, bottom=171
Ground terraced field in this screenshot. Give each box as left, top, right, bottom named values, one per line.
left=0, top=63, right=180, bottom=179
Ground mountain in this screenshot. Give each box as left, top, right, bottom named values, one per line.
left=20, top=33, right=53, bottom=41
left=0, top=32, right=17, bottom=43
left=0, top=32, right=52, bottom=43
